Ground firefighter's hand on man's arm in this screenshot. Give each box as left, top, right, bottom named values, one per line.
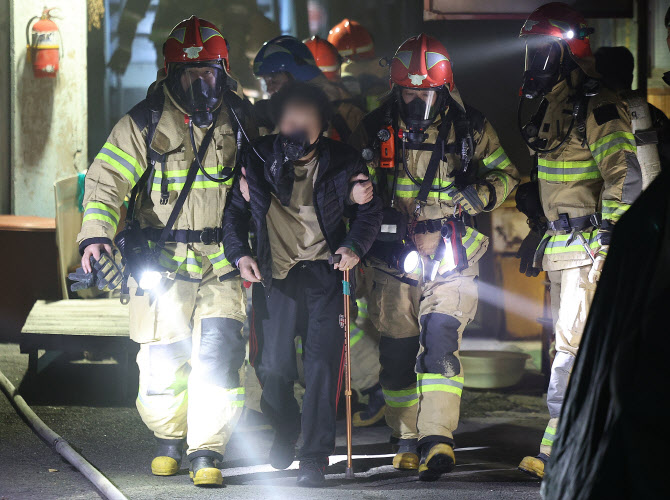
left=81, top=243, right=113, bottom=274
left=237, top=256, right=262, bottom=282
left=333, top=247, right=359, bottom=271
left=452, top=183, right=491, bottom=216
left=349, top=173, right=373, bottom=204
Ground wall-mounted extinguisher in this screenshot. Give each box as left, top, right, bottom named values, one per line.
left=26, top=8, right=62, bottom=78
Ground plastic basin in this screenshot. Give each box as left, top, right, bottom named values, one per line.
left=460, top=350, right=531, bottom=389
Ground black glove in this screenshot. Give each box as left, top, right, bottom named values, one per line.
left=516, top=229, right=543, bottom=277
left=68, top=254, right=123, bottom=292
left=515, top=181, right=544, bottom=221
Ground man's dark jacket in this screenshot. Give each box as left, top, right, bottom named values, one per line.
left=222, top=134, right=383, bottom=288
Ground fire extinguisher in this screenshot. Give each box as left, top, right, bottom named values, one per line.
left=26, top=8, right=62, bottom=78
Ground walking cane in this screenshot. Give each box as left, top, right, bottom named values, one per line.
left=329, top=254, right=355, bottom=479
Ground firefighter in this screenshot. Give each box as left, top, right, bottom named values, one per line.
left=349, top=34, right=520, bottom=480
left=78, top=17, right=255, bottom=486
left=253, top=35, right=364, bottom=141
left=222, top=81, right=383, bottom=486
left=514, top=3, right=643, bottom=480
left=304, top=35, right=342, bottom=81
left=328, top=18, right=388, bottom=111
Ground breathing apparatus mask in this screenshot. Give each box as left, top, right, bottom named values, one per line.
left=395, top=86, right=448, bottom=143
left=167, top=62, right=226, bottom=128
left=277, top=130, right=320, bottom=162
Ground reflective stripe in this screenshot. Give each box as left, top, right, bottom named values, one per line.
left=537, top=158, right=601, bottom=182
left=541, top=425, right=556, bottom=446
left=155, top=247, right=203, bottom=274
left=543, top=231, right=599, bottom=255
left=487, top=169, right=510, bottom=198
left=225, top=387, right=245, bottom=408
left=589, top=131, right=637, bottom=163
left=97, top=142, right=144, bottom=184
left=151, top=166, right=233, bottom=192
left=349, top=326, right=365, bottom=347
left=356, top=300, right=369, bottom=319
left=601, top=199, right=630, bottom=222
left=394, top=177, right=454, bottom=199
left=481, top=146, right=511, bottom=171
left=296, top=337, right=303, bottom=355
left=207, top=248, right=231, bottom=270
left=463, top=227, right=485, bottom=259
left=383, top=386, right=419, bottom=408
left=417, top=373, right=464, bottom=397
left=83, top=202, right=120, bottom=229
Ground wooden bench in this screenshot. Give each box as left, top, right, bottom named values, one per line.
left=20, top=299, right=134, bottom=397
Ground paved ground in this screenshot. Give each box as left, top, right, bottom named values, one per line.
left=0, top=343, right=547, bottom=499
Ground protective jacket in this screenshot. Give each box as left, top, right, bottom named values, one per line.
left=349, top=87, right=520, bottom=267
left=222, top=135, right=383, bottom=288
left=77, top=83, right=257, bottom=280
left=534, top=77, right=642, bottom=271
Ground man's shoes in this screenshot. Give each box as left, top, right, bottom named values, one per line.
left=418, top=442, right=456, bottom=482
left=296, top=458, right=327, bottom=487
left=353, top=383, right=387, bottom=427
left=189, top=456, right=223, bottom=487
left=269, top=432, right=296, bottom=470
left=518, top=454, right=548, bottom=480
left=151, top=438, right=184, bottom=476
left=392, top=438, right=419, bottom=470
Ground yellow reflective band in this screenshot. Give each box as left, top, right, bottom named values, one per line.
left=537, top=158, right=601, bottom=182
left=349, top=327, right=365, bottom=347
left=96, top=142, right=144, bottom=185
left=590, top=131, right=637, bottom=163
left=487, top=169, right=510, bottom=198
left=544, top=231, right=599, bottom=255
left=82, top=213, right=118, bottom=229
left=207, top=248, right=231, bottom=270
left=383, top=386, right=419, bottom=408
left=296, top=337, right=303, bottom=355
left=601, top=200, right=630, bottom=222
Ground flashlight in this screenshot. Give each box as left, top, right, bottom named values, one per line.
left=139, top=269, right=162, bottom=290
left=400, top=246, right=420, bottom=274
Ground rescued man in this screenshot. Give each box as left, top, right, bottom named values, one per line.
left=222, top=81, right=382, bottom=486
left=77, top=17, right=255, bottom=486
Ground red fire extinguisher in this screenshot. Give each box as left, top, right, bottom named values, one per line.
left=26, top=7, right=62, bottom=78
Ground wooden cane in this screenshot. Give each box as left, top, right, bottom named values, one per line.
left=329, top=254, right=355, bottom=479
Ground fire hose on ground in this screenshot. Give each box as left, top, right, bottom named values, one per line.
left=0, top=369, right=128, bottom=500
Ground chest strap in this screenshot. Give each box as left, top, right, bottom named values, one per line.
left=142, top=227, right=223, bottom=245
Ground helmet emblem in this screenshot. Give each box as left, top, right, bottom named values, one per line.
left=408, top=73, right=427, bottom=86
left=523, top=20, right=539, bottom=31
left=184, top=46, right=203, bottom=59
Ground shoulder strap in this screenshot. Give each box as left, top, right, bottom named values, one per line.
left=154, top=112, right=219, bottom=250
left=414, top=116, right=452, bottom=217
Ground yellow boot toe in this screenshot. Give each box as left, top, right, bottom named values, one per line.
left=151, top=456, right=179, bottom=476
left=518, top=455, right=545, bottom=479
left=392, top=452, right=419, bottom=470
left=418, top=443, right=455, bottom=481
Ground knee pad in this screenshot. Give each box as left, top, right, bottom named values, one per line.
left=379, top=336, right=420, bottom=390
left=199, top=318, right=245, bottom=388
left=416, top=313, right=461, bottom=377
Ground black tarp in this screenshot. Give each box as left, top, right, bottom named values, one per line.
left=542, top=170, right=670, bottom=499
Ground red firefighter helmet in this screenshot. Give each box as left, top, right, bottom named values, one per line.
left=327, top=19, right=375, bottom=60
left=390, top=34, right=453, bottom=91
left=303, top=36, right=342, bottom=80
left=519, top=2, right=593, bottom=60
left=163, top=16, right=229, bottom=71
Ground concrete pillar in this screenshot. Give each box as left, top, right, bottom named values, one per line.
left=9, top=0, right=88, bottom=217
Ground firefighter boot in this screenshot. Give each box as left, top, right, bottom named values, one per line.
left=151, top=438, right=184, bottom=476
left=353, top=383, right=387, bottom=427
left=518, top=453, right=548, bottom=479
left=392, top=438, right=419, bottom=470
left=418, top=442, right=456, bottom=481
left=189, top=454, right=223, bottom=487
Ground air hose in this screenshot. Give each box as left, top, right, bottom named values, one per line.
left=0, top=369, right=127, bottom=500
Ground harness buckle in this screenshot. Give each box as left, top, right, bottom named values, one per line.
left=199, top=227, right=217, bottom=245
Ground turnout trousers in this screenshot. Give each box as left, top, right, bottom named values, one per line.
left=130, top=259, right=247, bottom=459
left=251, top=261, right=345, bottom=460
left=367, top=261, right=479, bottom=450
left=541, top=264, right=596, bottom=457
